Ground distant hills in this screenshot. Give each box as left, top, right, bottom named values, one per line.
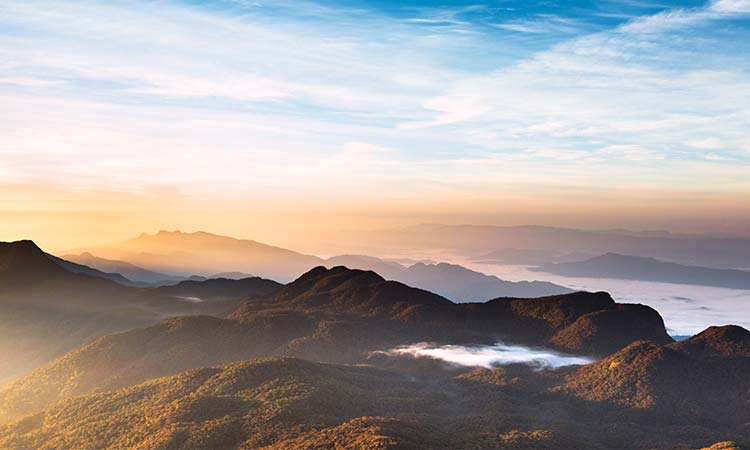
left=69, top=231, right=571, bottom=300
left=61, top=252, right=182, bottom=285
left=0, top=233, right=570, bottom=384
left=326, top=255, right=571, bottom=301
left=533, top=253, right=750, bottom=290
left=0, top=240, right=282, bottom=383
left=72, top=230, right=323, bottom=282
left=0, top=240, right=149, bottom=382
left=473, top=247, right=594, bottom=265
left=1, top=239, right=748, bottom=449
left=1, top=326, right=746, bottom=449
left=46, top=252, right=138, bottom=286
left=352, top=224, right=750, bottom=269
left=0, top=265, right=670, bottom=425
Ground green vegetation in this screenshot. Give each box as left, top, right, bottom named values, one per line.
left=3, top=264, right=743, bottom=448
left=0, top=266, right=672, bottom=426
left=0, top=240, right=283, bottom=383
left=1, top=336, right=749, bottom=450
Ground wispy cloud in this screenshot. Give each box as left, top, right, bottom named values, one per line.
left=399, top=0, right=750, bottom=171
left=494, top=15, right=580, bottom=34
left=0, top=0, right=748, bottom=233
left=619, top=0, right=750, bottom=33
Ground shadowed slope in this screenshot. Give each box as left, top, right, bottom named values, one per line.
left=670, top=325, right=750, bottom=358
left=46, top=253, right=138, bottom=286
left=558, top=325, right=750, bottom=423
left=62, top=252, right=180, bottom=285
left=0, top=266, right=671, bottom=426
left=0, top=241, right=152, bottom=382
left=0, top=240, right=68, bottom=284
left=2, top=347, right=749, bottom=450
left=0, top=240, right=285, bottom=384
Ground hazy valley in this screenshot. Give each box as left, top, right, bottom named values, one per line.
left=5, top=0, right=749, bottom=447
left=0, top=227, right=748, bottom=449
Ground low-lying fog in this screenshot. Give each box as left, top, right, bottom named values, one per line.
left=384, top=342, right=594, bottom=369
left=174, top=296, right=203, bottom=303
left=461, top=261, right=750, bottom=337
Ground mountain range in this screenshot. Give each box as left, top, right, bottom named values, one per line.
left=61, top=252, right=183, bottom=285
left=2, top=236, right=748, bottom=448
left=533, top=253, right=750, bottom=290
left=351, top=224, right=750, bottom=269
left=67, top=231, right=572, bottom=301
left=0, top=240, right=282, bottom=383
left=0, top=324, right=746, bottom=448
left=69, top=230, right=323, bottom=282
left=326, top=255, right=571, bottom=301
left=0, top=264, right=670, bottom=426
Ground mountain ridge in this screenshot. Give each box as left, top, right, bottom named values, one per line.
left=533, top=252, right=750, bottom=289
left=0, top=265, right=671, bottom=425
left=325, top=255, right=572, bottom=301
left=352, top=224, right=750, bottom=269
left=70, top=230, right=573, bottom=300
left=0, top=240, right=284, bottom=383
left=1, top=325, right=748, bottom=449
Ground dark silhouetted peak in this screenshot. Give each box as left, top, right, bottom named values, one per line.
left=320, top=266, right=386, bottom=286
left=235, top=265, right=451, bottom=318
left=292, top=265, right=340, bottom=285
left=503, top=291, right=615, bottom=330
left=550, top=303, right=673, bottom=355
left=278, top=265, right=385, bottom=299
left=151, top=276, right=282, bottom=300
left=0, top=240, right=65, bottom=282
left=670, top=325, right=750, bottom=358
left=0, top=240, right=47, bottom=264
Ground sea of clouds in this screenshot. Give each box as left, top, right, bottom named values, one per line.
left=463, top=261, right=750, bottom=337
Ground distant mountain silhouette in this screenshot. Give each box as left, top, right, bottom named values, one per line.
left=73, top=231, right=571, bottom=299
left=0, top=240, right=284, bottom=384
left=352, top=224, right=750, bottom=269
left=326, top=255, right=572, bottom=301
left=473, top=247, right=594, bottom=265
left=533, top=253, right=750, bottom=289
left=150, top=277, right=282, bottom=302
left=47, top=253, right=139, bottom=286
left=74, top=230, right=323, bottom=282
left=62, top=252, right=181, bottom=284
left=2, top=327, right=747, bottom=449
left=0, top=265, right=670, bottom=425
left=0, top=240, right=68, bottom=284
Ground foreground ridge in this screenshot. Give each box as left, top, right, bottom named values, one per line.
left=0, top=265, right=671, bottom=426
left=1, top=329, right=749, bottom=450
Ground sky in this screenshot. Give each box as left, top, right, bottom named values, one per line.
left=1, top=0, right=749, bottom=250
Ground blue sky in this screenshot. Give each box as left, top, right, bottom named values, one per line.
left=1, top=0, right=749, bottom=245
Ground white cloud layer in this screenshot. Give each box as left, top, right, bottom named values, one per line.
left=382, top=342, right=594, bottom=369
